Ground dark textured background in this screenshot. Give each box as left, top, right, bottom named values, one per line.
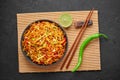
left=0, top=0, right=120, bottom=80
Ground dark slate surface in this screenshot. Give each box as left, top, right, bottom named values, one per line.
left=0, top=0, right=120, bottom=80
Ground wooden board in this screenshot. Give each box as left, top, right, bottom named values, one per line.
left=17, top=10, right=101, bottom=73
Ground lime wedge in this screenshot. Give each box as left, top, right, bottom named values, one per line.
left=58, top=13, right=73, bottom=28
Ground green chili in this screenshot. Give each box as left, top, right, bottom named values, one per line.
left=72, top=33, right=108, bottom=72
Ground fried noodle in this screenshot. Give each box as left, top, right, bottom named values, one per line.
left=22, top=21, right=66, bottom=65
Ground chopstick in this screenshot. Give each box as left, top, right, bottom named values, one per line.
left=66, top=8, right=94, bottom=69
left=60, top=8, right=94, bottom=70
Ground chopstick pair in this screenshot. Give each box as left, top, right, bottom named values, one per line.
left=60, top=8, right=94, bottom=70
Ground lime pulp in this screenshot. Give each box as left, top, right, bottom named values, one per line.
left=58, top=13, right=73, bottom=28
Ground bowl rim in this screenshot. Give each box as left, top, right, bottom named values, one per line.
left=20, top=19, right=68, bottom=66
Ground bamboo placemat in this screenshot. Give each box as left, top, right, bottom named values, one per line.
left=17, top=10, right=100, bottom=73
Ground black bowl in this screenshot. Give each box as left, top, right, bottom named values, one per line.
left=20, top=19, right=68, bottom=66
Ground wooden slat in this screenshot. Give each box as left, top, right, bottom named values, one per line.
left=17, top=10, right=101, bottom=73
